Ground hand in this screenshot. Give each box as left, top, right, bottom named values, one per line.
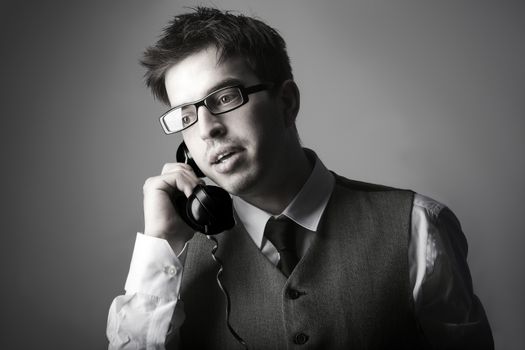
left=142, top=162, right=204, bottom=255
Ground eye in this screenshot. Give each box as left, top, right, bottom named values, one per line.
left=179, top=105, right=196, bottom=127
left=181, top=115, right=192, bottom=126
left=207, top=87, right=243, bottom=113
left=217, top=92, right=238, bottom=105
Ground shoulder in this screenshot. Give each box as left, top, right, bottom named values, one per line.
left=329, top=172, right=415, bottom=217
left=413, top=193, right=446, bottom=219
left=412, top=193, right=462, bottom=232
left=331, top=172, right=414, bottom=203
left=332, top=172, right=409, bottom=193
left=332, top=173, right=455, bottom=220
left=411, top=193, right=468, bottom=258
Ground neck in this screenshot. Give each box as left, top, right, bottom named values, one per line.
left=240, top=146, right=313, bottom=215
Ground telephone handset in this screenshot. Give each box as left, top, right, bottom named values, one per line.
left=176, top=143, right=247, bottom=347
left=174, top=142, right=235, bottom=235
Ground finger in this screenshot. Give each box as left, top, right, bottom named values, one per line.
left=154, top=171, right=202, bottom=198
left=161, top=162, right=205, bottom=187
left=161, top=162, right=194, bottom=176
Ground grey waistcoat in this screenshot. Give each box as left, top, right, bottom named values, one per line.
left=169, top=175, right=420, bottom=349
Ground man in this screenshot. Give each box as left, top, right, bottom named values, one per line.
left=107, top=7, right=493, bottom=349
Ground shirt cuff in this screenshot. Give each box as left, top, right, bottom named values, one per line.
left=124, top=233, right=184, bottom=301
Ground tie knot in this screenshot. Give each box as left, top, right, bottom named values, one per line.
left=263, top=217, right=299, bottom=277
left=264, top=216, right=296, bottom=252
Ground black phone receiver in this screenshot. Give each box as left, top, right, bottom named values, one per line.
left=177, top=143, right=247, bottom=348
left=175, top=142, right=235, bottom=235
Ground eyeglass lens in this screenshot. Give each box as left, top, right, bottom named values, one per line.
left=162, top=87, right=244, bottom=133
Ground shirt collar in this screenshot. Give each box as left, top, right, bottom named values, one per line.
left=232, top=149, right=335, bottom=249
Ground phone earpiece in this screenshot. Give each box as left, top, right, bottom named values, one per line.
left=175, top=142, right=235, bottom=235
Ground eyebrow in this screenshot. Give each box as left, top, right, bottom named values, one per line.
left=171, top=78, right=246, bottom=108
left=203, top=77, right=244, bottom=96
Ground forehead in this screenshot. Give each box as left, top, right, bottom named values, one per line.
left=164, top=47, right=258, bottom=107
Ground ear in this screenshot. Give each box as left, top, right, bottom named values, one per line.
left=279, top=80, right=300, bottom=127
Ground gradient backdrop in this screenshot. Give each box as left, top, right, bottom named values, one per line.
left=1, top=0, right=524, bottom=349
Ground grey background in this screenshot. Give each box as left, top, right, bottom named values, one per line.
left=1, top=0, right=523, bottom=349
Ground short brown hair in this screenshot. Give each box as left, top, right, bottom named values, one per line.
left=141, top=7, right=293, bottom=105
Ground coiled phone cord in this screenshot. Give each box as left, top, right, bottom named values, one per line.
left=206, top=234, right=249, bottom=349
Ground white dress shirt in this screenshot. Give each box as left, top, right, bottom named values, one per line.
left=107, top=150, right=479, bottom=349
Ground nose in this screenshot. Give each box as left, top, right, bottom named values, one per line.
left=197, top=106, right=226, bottom=140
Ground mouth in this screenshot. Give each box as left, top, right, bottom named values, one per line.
left=209, top=146, right=243, bottom=165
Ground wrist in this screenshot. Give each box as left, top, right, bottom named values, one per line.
left=143, top=228, right=193, bottom=256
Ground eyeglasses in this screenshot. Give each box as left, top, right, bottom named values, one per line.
left=159, top=83, right=272, bottom=134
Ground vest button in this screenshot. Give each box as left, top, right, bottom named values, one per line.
left=293, top=332, right=309, bottom=345
left=286, top=288, right=301, bottom=299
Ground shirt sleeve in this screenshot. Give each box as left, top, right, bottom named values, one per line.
left=411, top=194, right=494, bottom=349
left=106, top=233, right=186, bottom=350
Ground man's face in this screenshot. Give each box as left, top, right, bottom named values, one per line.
left=164, top=47, right=290, bottom=197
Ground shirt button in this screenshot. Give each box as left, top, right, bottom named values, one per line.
left=286, top=288, right=301, bottom=299
left=164, top=265, right=178, bottom=276
left=293, top=332, right=309, bottom=345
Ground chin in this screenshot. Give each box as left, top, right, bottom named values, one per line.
left=212, top=171, right=259, bottom=197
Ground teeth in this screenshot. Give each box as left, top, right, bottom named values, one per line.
left=217, top=152, right=231, bottom=163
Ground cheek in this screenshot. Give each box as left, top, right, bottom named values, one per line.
left=252, top=109, right=286, bottom=146
left=242, top=102, right=282, bottom=139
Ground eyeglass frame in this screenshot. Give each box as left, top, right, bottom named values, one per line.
left=159, top=83, right=273, bottom=134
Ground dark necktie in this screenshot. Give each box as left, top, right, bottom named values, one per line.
left=263, top=217, right=299, bottom=277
